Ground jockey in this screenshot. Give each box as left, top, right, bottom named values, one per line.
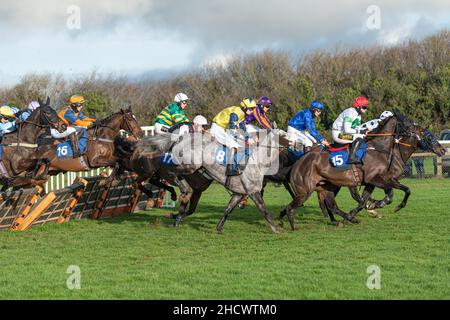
left=192, top=115, right=209, bottom=133
left=210, top=97, right=256, bottom=176
left=15, top=101, right=41, bottom=121
left=332, top=96, right=370, bottom=164
left=245, top=96, right=274, bottom=132
left=154, top=93, right=190, bottom=135
left=287, top=101, right=330, bottom=153
left=55, top=94, right=96, bottom=157
left=0, top=105, right=20, bottom=136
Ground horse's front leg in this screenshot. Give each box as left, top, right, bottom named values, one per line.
left=31, top=159, right=51, bottom=180
left=366, top=188, right=394, bottom=217
left=389, top=180, right=411, bottom=212
left=247, top=191, right=280, bottom=233
left=348, top=184, right=376, bottom=221
left=148, top=177, right=177, bottom=202
left=216, top=193, right=244, bottom=233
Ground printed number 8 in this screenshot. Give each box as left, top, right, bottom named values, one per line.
left=216, top=150, right=226, bottom=162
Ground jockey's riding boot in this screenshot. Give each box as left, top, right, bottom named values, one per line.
left=237, top=147, right=250, bottom=172
left=348, top=138, right=363, bottom=164
left=226, top=164, right=240, bottom=176
left=69, top=132, right=84, bottom=158
left=225, top=148, right=240, bottom=176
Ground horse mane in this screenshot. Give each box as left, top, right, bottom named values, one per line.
left=136, top=134, right=175, bottom=153
left=97, top=110, right=119, bottom=125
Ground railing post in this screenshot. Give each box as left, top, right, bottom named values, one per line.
left=436, top=155, right=443, bottom=178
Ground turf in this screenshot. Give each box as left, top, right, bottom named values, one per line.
left=0, top=179, right=449, bottom=299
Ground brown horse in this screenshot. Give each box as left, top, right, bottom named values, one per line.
left=34, top=107, right=144, bottom=179
left=280, top=109, right=446, bottom=230
left=0, top=98, right=67, bottom=190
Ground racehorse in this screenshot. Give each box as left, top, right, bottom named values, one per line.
left=113, top=134, right=213, bottom=225
left=344, top=126, right=442, bottom=218
left=0, top=97, right=67, bottom=190
left=280, top=109, right=446, bottom=230
left=33, top=107, right=144, bottom=179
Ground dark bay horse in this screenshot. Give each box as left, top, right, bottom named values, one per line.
left=0, top=98, right=67, bottom=190
left=345, top=127, right=443, bottom=217
left=280, top=110, right=446, bottom=230
left=113, top=134, right=213, bottom=225
left=34, top=107, right=144, bottom=179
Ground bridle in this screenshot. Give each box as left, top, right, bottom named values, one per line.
left=366, top=117, right=421, bottom=169
left=13, top=107, right=63, bottom=148
left=121, top=112, right=141, bottom=140
left=90, top=111, right=141, bottom=142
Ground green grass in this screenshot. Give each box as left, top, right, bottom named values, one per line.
left=0, top=179, right=449, bottom=299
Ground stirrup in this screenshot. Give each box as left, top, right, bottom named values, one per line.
left=72, top=151, right=85, bottom=158
left=226, top=164, right=240, bottom=176
left=347, top=156, right=362, bottom=164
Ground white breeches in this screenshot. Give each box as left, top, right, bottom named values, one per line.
left=210, top=123, right=240, bottom=149
left=50, top=126, right=77, bottom=139
left=154, top=122, right=170, bottom=135
left=332, top=130, right=365, bottom=144
left=287, top=126, right=316, bottom=147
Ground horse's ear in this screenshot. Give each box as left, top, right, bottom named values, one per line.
left=38, top=98, right=43, bottom=106
left=127, top=105, right=132, bottom=112
left=120, top=108, right=124, bottom=114
left=393, top=108, right=407, bottom=122
left=46, top=96, right=50, bottom=106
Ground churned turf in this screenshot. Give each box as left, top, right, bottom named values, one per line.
left=0, top=178, right=448, bottom=299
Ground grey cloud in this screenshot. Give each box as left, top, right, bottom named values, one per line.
left=0, top=0, right=448, bottom=80
left=134, top=0, right=450, bottom=65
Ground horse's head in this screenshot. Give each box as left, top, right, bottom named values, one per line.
left=37, top=97, right=67, bottom=132
left=413, top=126, right=446, bottom=157
left=393, top=108, right=446, bottom=157
left=120, top=107, right=144, bottom=140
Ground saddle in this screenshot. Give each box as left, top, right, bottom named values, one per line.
left=327, top=142, right=366, bottom=168
left=214, top=145, right=250, bottom=167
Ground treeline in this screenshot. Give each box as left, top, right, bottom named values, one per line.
left=1, top=30, right=449, bottom=134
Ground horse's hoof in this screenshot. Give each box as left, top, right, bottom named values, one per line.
left=216, top=228, right=223, bottom=234
left=164, top=213, right=175, bottom=219
left=170, top=195, right=177, bottom=202
left=270, top=225, right=281, bottom=234
left=368, top=210, right=382, bottom=219
left=394, top=206, right=403, bottom=213
left=337, top=221, right=345, bottom=228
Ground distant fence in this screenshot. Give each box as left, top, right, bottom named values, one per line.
left=42, top=131, right=450, bottom=197
left=406, top=141, right=450, bottom=178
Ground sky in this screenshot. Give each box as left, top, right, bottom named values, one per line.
left=0, top=0, right=449, bottom=85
